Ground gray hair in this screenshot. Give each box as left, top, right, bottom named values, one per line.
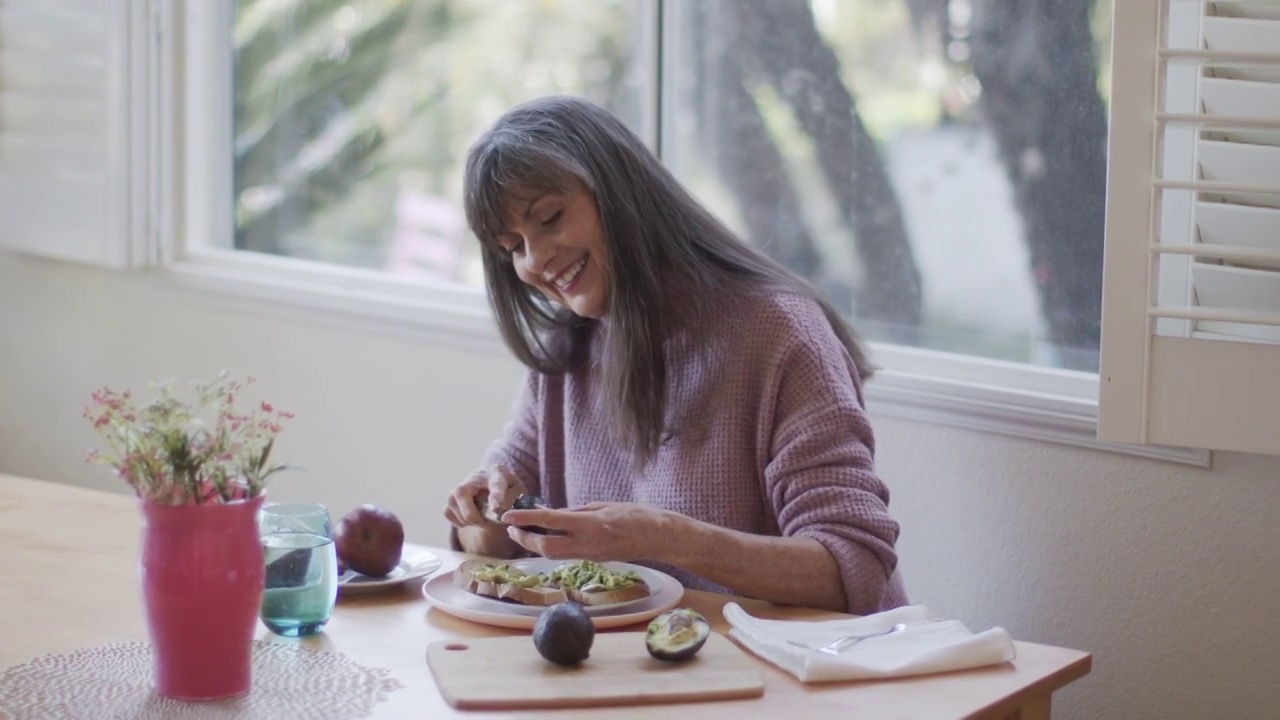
left=464, top=95, right=874, bottom=464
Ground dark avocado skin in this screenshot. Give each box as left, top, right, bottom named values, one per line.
left=513, top=494, right=553, bottom=535
left=513, top=495, right=546, bottom=510
left=533, top=602, right=595, bottom=666
left=645, top=608, right=710, bottom=662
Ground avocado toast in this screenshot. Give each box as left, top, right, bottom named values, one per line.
left=453, top=558, right=649, bottom=607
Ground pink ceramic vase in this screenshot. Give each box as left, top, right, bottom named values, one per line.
left=139, top=494, right=265, bottom=700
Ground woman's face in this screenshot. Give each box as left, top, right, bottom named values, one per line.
left=497, top=183, right=609, bottom=319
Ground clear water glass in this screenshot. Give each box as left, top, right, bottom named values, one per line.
left=257, top=502, right=339, bottom=637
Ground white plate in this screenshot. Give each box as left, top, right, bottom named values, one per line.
left=422, top=560, right=684, bottom=630
left=337, top=543, right=442, bottom=595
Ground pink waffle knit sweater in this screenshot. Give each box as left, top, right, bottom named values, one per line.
left=469, top=289, right=907, bottom=615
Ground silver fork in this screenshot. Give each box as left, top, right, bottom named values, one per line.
left=786, top=622, right=908, bottom=655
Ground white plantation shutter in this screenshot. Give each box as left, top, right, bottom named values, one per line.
left=0, top=0, right=157, bottom=267
left=1099, top=0, right=1280, bottom=455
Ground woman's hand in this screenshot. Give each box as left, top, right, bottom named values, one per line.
left=444, top=465, right=528, bottom=559
left=503, top=501, right=850, bottom=611
left=443, top=464, right=526, bottom=529
left=500, top=502, right=677, bottom=563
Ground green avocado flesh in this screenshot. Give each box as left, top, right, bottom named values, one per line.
left=471, top=563, right=545, bottom=588
left=545, top=559, right=642, bottom=592
left=474, top=559, right=642, bottom=592
left=645, top=608, right=710, bottom=662
left=533, top=602, right=596, bottom=666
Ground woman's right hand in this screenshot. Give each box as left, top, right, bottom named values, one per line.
left=444, top=464, right=527, bottom=529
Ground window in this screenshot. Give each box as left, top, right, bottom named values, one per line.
left=5, top=1, right=1221, bottom=462
left=226, top=0, right=1113, bottom=373
left=230, top=0, right=655, bottom=288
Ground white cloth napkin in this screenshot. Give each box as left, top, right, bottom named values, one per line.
left=723, top=603, right=1016, bottom=683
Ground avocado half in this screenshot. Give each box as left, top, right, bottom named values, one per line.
left=645, top=608, right=710, bottom=662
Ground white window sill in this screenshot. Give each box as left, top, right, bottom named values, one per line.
left=153, top=249, right=502, bottom=353
left=154, top=250, right=1211, bottom=468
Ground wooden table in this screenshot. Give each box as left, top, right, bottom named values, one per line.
left=0, top=474, right=1090, bottom=719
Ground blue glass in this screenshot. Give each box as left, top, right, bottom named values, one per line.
left=257, top=502, right=339, bottom=637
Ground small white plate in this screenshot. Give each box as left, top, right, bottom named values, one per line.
left=337, top=543, right=442, bottom=595
left=422, top=560, right=684, bottom=630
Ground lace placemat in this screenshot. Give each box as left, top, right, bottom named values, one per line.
left=0, top=640, right=404, bottom=719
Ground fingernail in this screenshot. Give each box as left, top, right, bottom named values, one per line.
left=506, top=526, right=517, bottom=538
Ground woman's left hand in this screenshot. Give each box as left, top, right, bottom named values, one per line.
left=500, top=502, right=677, bottom=563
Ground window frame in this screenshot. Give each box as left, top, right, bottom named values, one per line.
left=153, top=0, right=1209, bottom=467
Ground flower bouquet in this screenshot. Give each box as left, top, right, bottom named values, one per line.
left=84, top=372, right=294, bottom=505
left=83, top=372, right=296, bottom=700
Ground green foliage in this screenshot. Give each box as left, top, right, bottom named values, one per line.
left=233, top=0, right=419, bottom=254
left=232, top=0, right=636, bottom=269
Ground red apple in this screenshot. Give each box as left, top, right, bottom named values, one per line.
left=334, top=504, right=405, bottom=577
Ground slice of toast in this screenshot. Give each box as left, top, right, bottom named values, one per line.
left=453, top=558, right=567, bottom=606
left=567, top=581, right=651, bottom=606
left=548, top=559, right=651, bottom=606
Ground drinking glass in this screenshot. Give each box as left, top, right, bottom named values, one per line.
left=257, top=502, right=339, bottom=637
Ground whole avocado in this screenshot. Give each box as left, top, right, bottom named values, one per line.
left=532, top=601, right=595, bottom=666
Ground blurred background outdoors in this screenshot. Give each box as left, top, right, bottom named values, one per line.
left=232, top=0, right=1113, bottom=371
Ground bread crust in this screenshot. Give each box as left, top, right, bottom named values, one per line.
left=453, top=558, right=650, bottom=607
left=567, top=581, right=650, bottom=606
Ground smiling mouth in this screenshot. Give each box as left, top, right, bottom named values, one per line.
left=552, top=255, right=588, bottom=290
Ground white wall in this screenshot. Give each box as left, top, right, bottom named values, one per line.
left=2, top=251, right=1278, bottom=720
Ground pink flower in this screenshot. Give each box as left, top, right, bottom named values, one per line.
left=84, top=373, right=294, bottom=505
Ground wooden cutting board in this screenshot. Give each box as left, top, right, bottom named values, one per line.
left=426, top=631, right=765, bottom=710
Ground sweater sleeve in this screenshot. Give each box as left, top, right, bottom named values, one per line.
left=762, top=307, right=900, bottom=615
left=447, top=369, right=543, bottom=552
left=480, top=369, right=543, bottom=498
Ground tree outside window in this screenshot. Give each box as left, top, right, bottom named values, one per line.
left=232, top=0, right=1112, bottom=372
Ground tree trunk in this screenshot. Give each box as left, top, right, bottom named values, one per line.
left=694, top=0, right=923, bottom=329
left=968, top=0, right=1107, bottom=369
left=740, top=0, right=923, bottom=332
left=695, top=2, right=850, bottom=312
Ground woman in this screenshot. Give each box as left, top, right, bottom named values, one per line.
left=443, top=95, right=907, bottom=614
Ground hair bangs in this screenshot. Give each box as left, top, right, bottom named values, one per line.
left=464, top=136, right=586, bottom=252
